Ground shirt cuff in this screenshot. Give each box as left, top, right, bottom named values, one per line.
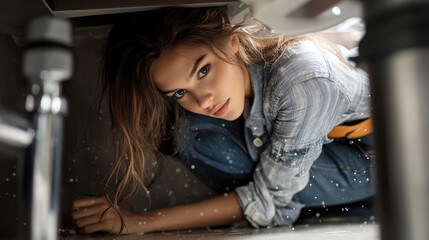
left=236, top=182, right=305, bottom=227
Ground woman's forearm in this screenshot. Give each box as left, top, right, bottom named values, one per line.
left=142, top=191, right=244, bottom=232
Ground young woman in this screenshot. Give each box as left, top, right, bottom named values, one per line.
left=71, top=7, right=374, bottom=234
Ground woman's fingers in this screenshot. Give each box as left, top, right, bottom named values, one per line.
left=71, top=196, right=106, bottom=210
left=71, top=199, right=123, bottom=234
left=76, top=216, right=121, bottom=234
left=75, top=209, right=123, bottom=234
left=75, top=214, right=102, bottom=229
left=71, top=204, right=105, bottom=220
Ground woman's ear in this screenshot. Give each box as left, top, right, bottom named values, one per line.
left=228, top=34, right=240, bottom=54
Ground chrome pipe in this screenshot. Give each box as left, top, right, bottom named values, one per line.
left=22, top=16, right=72, bottom=240
left=31, top=111, right=64, bottom=240
left=0, top=115, right=34, bottom=148
left=359, top=1, right=429, bottom=240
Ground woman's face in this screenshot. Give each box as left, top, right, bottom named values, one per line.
left=152, top=37, right=252, bottom=121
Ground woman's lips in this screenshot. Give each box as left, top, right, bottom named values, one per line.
left=211, top=99, right=229, bottom=117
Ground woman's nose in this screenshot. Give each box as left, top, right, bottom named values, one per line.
left=195, top=92, right=213, bottom=109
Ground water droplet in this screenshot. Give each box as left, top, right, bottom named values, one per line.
left=69, top=178, right=74, bottom=182
left=5, top=178, right=9, bottom=182
left=316, top=212, right=320, bottom=217
left=191, top=165, right=195, bottom=169
left=226, top=156, right=230, bottom=160
left=291, top=227, right=295, bottom=231
left=335, top=183, right=339, bottom=187
left=228, top=160, right=233, bottom=164
left=224, top=193, right=229, bottom=197
left=366, top=178, right=370, bottom=181
left=176, top=168, right=182, bottom=173
left=12, top=172, right=16, bottom=177
left=314, top=196, right=318, bottom=199
left=309, top=183, right=312, bottom=187
left=138, top=221, right=142, bottom=225
left=221, top=123, right=226, bottom=127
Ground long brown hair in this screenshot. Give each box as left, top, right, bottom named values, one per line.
left=100, top=6, right=350, bottom=233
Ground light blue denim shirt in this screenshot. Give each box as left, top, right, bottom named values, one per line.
left=235, top=40, right=372, bottom=227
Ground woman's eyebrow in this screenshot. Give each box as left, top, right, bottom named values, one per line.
left=189, top=54, right=206, bottom=78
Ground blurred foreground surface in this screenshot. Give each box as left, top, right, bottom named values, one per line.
left=57, top=222, right=379, bottom=240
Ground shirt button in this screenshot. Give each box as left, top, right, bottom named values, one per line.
left=253, top=138, right=263, bottom=147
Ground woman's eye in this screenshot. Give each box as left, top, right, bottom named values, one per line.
left=174, top=89, right=187, bottom=99
left=198, top=64, right=210, bottom=78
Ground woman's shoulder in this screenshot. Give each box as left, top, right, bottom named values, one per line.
left=275, top=40, right=330, bottom=75
left=265, top=40, right=331, bottom=93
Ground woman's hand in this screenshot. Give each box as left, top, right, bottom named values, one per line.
left=71, top=192, right=244, bottom=235
left=71, top=196, right=151, bottom=234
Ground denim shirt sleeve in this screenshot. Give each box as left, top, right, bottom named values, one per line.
left=236, top=77, right=350, bottom=227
